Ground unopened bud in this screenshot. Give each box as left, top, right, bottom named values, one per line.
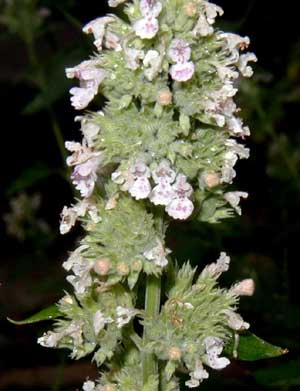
left=201, top=171, right=220, bottom=188
left=168, top=346, right=182, bottom=361
left=94, top=258, right=111, bottom=276
left=184, top=2, right=198, bottom=16
left=131, top=259, right=143, bottom=272
left=117, top=262, right=129, bottom=276
left=232, top=278, right=255, bottom=296
left=157, top=89, right=172, bottom=106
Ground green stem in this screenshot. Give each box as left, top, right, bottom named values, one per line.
left=142, top=275, right=161, bottom=387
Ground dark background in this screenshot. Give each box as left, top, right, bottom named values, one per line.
left=1, top=0, right=300, bottom=390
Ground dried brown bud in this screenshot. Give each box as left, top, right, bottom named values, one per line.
left=104, top=385, right=116, bottom=391
left=168, top=346, right=182, bottom=361
left=157, top=89, right=172, bottom=106
left=94, top=258, right=111, bottom=276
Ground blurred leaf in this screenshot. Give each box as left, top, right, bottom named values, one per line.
left=226, top=332, right=287, bottom=361
left=6, top=163, right=53, bottom=196
left=8, top=304, right=61, bottom=325
left=23, top=47, right=88, bottom=114
left=255, top=360, right=300, bottom=386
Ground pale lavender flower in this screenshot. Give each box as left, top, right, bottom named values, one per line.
left=168, top=39, right=192, bottom=64
left=82, top=16, right=116, bottom=51
left=205, top=252, right=230, bottom=278
left=66, top=60, right=106, bottom=110
left=224, top=191, right=248, bottom=215
left=71, top=157, right=100, bottom=198
left=140, top=0, right=162, bottom=17
left=238, top=53, right=258, bottom=77
left=150, top=181, right=175, bottom=206
left=116, top=306, right=139, bottom=328
left=133, top=15, right=159, bottom=39
left=170, top=62, right=195, bottom=82
left=204, top=337, right=230, bottom=370
left=143, top=50, right=162, bottom=80
left=124, top=47, right=145, bottom=70
left=60, top=206, right=77, bottom=234
left=143, top=239, right=171, bottom=267
left=108, top=0, right=128, bottom=6
left=152, top=160, right=177, bottom=184
left=165, top=174, right=194, bottom=220
left=223, top=310, right=250, bottom=331
left=93, top=310, right=114, bottom=335
left=127, top=160, right=152, bottom=200
left=186, top=361, right=209, bottom=388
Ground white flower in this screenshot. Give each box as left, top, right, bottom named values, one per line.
left=82, top=16, right=115, bottom=51
left=63, top=245, right=93, bottom=294
left=93, top=310, right=114, bottom=335
left=168, top=39, right=191, bottom=64
left=140, top=0, right=162, bottom=17
left=82, top=380, right=96, bottom=391
left=205, top=252, right=230, bottom=278
left=60, top=206, right=77, bottom=234
left=226, top=116, right=250, bottom=138
left=170, top=62, right=195, bottom=82
left=152, top=160, right=177, bottom=184
left=238, top=53, right=257, bottom=77
left=124, top=47, right=145, bottom=70
left=75, top=116, right=100, bottom=147
left=66, top=60, right=106, bottom=110
left=204, top=336, right=230, bottom=370
left=186, top=360, right=209, bottom=388
left=127, top=160, right=152, bottom=200
left=116, top=306, right=138, bottom=328
left=143, top=50, right=162, bottom=81
left=38, top=331, right=63, bottom=348
left=150, top=181, right=175, bottom=206
left=71, top=156, right=101, bottom=198
left=143, top=239, right=171, bottom=267
left=108, top=0, right=128, bottom=6
left=133, top=15, right=159, bottom=39
left=105, top=31, right=122, bottom=51
left=165, top=174, right=194, bottom=220
left=224, top=191, right=248, bottom=215
left=204, top=2, right=224, bottom=25
left=111, top=168, right=135, bottom=191
left=193, top=14, right=213, bottom=36
left=223, top=310, right=250, bottom=331
left=129, top=177, right=152, bottom=200
left=166, top=198, right=194, bottom=220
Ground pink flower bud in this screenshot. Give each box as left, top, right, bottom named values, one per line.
left=232, top=278, right=255, bottom=296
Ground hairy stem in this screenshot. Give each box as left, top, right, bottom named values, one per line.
left=142, top=274, right=161, bottom=387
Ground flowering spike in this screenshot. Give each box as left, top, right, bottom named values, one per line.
left=39, top=1, right=258, bottom=389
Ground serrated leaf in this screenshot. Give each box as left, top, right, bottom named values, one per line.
left=226, top=332, right=287, bottom=361
left=8, top=304, right=61, bottom=325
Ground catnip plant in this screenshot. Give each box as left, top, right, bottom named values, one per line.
left=31, top=1, right=284, bottom=390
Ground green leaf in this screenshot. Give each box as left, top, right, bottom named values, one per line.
left=226, top=332, right=288, bottom=361
left=255, top=360, right=300, bottom=386
left=6, top=163, right=52, bottom=196
left=8, top=305, right=61, bottom=325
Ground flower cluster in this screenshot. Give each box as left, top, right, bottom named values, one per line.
left=39, top=1, right=257, bottom=390
left=112, top=159, right=194, bottom=220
